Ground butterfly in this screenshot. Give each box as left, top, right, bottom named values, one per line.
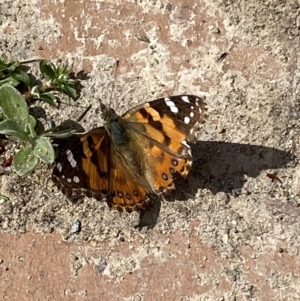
left=52, top=95, right=207, bottom=212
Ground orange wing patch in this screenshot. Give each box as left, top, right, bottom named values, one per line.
left=108, top=165, right=150, bottom=212
left=147, top=144, right=191, bottom=193
left=129, top=107, right=187, bottom=155
left=81, top=131, right=109, bottom=193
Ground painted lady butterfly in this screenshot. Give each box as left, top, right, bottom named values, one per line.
left=52, top=95, right=207, bottom=212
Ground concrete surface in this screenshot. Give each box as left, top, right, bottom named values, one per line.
left=1, top=0, right=300, bottom=300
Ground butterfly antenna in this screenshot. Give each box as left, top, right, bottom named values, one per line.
left=108, top=58, right=120, bottom=108
left=76, top=104, right=92, bottom=122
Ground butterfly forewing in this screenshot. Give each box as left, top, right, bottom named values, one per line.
left=52, top=128, right=110, bottom=200
left=123, top=95, right=207, bottom=157
left=122, top=95, right=207, bottom=196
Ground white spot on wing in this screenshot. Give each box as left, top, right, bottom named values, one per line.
left=181, top=96, right=190, bottom=103
left=181, top=140, right=192, bottom=156
left=71, top=159, right=76, bottom=168
left=190, top=112, right=194, bottom=118
left=190, top=122, right=200, bottom=135
left=165, top=99, right=179, bottom=113
left=67, top=178, right=72, bottom=183
left=66, top=150, right=72, bottom=158
left=57, top=163, right=62, bottom=172
left=73, top=176, right=80, bottom=183
left=181, top=140, right=190, bottom=148
left=184, top=116, right=190, bottom=124
left=67, top=150, right=77, bottom=168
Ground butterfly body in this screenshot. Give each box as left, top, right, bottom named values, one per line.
left=52, top=95, right=207, bottom=212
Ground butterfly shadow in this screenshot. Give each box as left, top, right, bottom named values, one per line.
left=139, top=141, right=292, bottom=228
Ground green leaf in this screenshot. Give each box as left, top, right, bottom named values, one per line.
left=39, top=92, right=57, bottom=106
left=6, top=60, right=19, bottom=72
left=39, top=59, right=56, bottom=79
left=11, top=69, right=31, bottom=87
left=24, top=120, right=37, bottom=139
left=28, top=115, right=37, bottom=130
left=0, top=55, right=8, bottom=66
left=13, top=147, right=38, bottom=176
left=0, top=194, right=9, bottom=201
left=0, top=77, right=20, bottom=87
left=0, top=84, right=29, bottom=126
left=56, top=63, right=72, bottom=77
left=0, top=119, right=32, bottom=142
left=58, top=84, right=77, bottom=100
left=44, top=128, right=75, bottom=139
left=22, top=115, right=37, bottom=138
left=0, top=55, right=19, bottom=72
left=33, top=136, right=55, bottom=164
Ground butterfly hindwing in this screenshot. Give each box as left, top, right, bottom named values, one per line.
left=107, top=163, right=151, bottom=211
left=144, top=143, right=192, bottom=193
